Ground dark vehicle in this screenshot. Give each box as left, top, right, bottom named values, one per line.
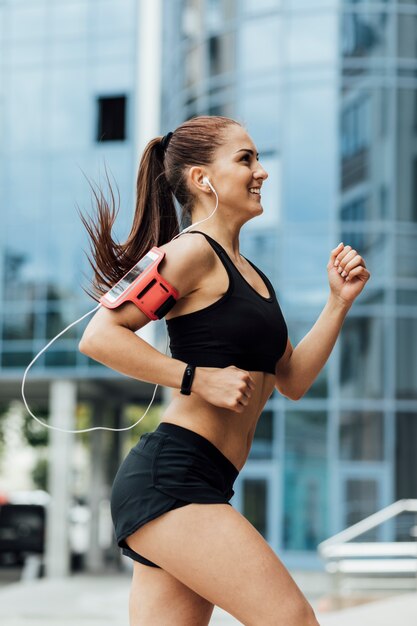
left=0, top=504, right=45, bottom=567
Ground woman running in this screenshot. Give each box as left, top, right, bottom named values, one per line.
left=79, top=115, right=370, bottom=626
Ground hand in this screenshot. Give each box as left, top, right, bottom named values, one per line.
left=327, top=242, right=371, bottom=306
left=192, top=366, right=256, bottom=413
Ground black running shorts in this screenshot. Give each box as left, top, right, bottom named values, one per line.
left=110, top=422, right=240, bottom=568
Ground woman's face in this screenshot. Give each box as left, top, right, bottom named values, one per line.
left=206, top=124, right=269, bottom=222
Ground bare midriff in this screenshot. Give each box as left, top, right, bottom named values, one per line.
left=160, top=370, right=276, bottom=472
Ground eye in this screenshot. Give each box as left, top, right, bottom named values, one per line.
left=241, top=153, right=251, bottom=162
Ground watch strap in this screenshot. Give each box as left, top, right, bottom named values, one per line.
left=180, top=364, right=196, bottom=395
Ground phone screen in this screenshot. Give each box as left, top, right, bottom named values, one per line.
left=106, top=253, right=156, bottom=301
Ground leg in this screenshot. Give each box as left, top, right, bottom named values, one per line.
left=126, top=504, right=320, bottom=626
left=129, top=561, right=214, bottom=626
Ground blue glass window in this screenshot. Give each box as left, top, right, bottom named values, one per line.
left=239, top=16, right=281, bottom=74
left=284, top=410, right=328, bottom=550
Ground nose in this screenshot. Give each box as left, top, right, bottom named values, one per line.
left=254, top=163, right=268, bottom=182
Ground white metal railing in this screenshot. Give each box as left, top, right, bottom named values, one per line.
left=318, top=500, right=417, bottom=600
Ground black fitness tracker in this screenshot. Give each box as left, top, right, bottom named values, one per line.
left=180, top=364, right=196, bottom=395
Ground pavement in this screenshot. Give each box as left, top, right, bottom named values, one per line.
left=0, top=573, right=416, bottom=625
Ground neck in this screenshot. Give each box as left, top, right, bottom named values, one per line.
left=188, top=215, right=242, bottom=259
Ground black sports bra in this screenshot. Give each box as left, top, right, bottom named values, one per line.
left=165, top=231, right=288, bottom=375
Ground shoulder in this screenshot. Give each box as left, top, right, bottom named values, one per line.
left=158, top=232, right=216, bottom=298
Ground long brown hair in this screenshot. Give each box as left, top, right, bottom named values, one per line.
left=80, top=115, right=240, bottom=300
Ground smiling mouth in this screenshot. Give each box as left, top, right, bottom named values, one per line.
left=249, top=188, right=261, bottom=198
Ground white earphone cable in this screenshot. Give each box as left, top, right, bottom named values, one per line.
left=172, top=180, right=218, bottom=239
left=22, top=181, right=219, bottom=433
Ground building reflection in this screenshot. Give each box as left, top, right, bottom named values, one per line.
left=0, top=0, right=416, bottom=573
left=162, top=0, right=417, bottom=567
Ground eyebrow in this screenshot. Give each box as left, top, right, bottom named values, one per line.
left=235, top=148, right=259, bottom=158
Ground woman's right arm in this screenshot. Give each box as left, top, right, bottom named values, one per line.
left=79, top=302, right=192, bottom=389
left=78, top=235, right=255, bottom=411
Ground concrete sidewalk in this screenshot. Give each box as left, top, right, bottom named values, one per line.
left=0, top=574, right=416, bottom=625
left=318, top=591, right=417, bottom=626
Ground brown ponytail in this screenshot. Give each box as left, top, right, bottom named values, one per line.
left=80, top=115, right=240, bottom=300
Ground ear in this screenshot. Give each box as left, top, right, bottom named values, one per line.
left=188, top=166, right=211, bottom=193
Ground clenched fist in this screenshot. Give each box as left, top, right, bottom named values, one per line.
left=192, top=365, right=256, bottom=413
left=327, top=242, right=371, bottom=305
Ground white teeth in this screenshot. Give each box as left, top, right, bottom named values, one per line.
left=249, top=188, right=260, bottom=194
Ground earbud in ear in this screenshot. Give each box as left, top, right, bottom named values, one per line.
left=202, top=176, right=215, bottom=193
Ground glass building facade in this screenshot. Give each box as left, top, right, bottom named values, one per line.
left=0, top=0, right=138, bottom=377
left=161, top=0, right=417, bottom=568
left=0, top=0, right=416, bottom=572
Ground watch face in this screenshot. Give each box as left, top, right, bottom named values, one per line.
left=105, top=251, right=158, bottom=302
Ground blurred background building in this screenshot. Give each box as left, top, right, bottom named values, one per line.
left=0, top=0, right=416, bottom=575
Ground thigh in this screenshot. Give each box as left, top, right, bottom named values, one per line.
left=129, top=561, right=214, bottom=626
left=125, top=503, right=319, bottom=626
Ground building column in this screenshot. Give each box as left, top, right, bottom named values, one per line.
left=86, top=400, right=107, bottom=573
left=135, top=0, right=163, bottom=349
left=45, top=379, right=76, bottom=578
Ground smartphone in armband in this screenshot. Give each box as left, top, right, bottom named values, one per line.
left=100, top=247, right=179, bottom=320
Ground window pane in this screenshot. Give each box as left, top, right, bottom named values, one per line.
left=249, top=410, right=274, bottom=459
left=341, top=196, right=372, bottom=222
left=286, top=13, right=337, bottom=66
left=396, top=290, right=417, bottom=306
left=46, top=305, right=78, bottom=340
left=340, top=88, right=393, bottom=213
left=184, top=43, right=204, bottom=88
left=396, top=412, right=417, bottom=500
left=206, top=101, right=235, bottom=117
left=96, top=96, right=127, bottom=142
left=396, top=234, right=417, bottom=279
left=345, top=479, right=379, bottom=540
left=340, top=93, right=371, bottom=190
left=284, top=411, right=328, bottom=550
left=2, top=310, right=36, bottom=340
left=3, top=246, right=42, bottom=303
left=397, top=90, right=417, bottom=223
left=207, top=32, right=235, bottom=76
left=243, top=0, right=280, bottom=12
left=340, top=411, right=384, bottom=461
left=239, top=90, right=280, bottom=148
left=206, top=0, right=236, bottom=30
left=284, top=85, right=336, bottom=222
left=239, top=17, right=281, bottom=74
left=289, top=0, right=337, bottom=6
left=342, top=10, right=389, bottom=61
left=2, top=350, right=34, bottom=368
left=182, top=0, right=204, bottom=40
left=397, top=13, right=417, bottom=60
left=243, top=478, right=267, bottom=538
left=340, top=317, right=384, bottom=399
left=44, top=351, right=77, bottom=367
left=282, top=231, right=330, bottom=282
left=396, top=318, right=417, bottom=400
left=9, top=5, right=47, bottom=41
left=90, top=0, right=135, bottom=38
left=50, top=2, right=89, bottom=39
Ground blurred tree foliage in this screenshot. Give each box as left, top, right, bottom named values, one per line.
left=22, top=411, right=49, bottom=447
left=31, top=457, right=48, bottom=491
left=0, top=398, right=166, bottom=492
left=125, top=403, right=164, bottom=451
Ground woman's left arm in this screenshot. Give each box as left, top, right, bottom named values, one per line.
left=275, top=242, right=371, bottom=400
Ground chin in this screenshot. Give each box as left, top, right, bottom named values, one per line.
left=244, top=206, right=263, bottom=223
